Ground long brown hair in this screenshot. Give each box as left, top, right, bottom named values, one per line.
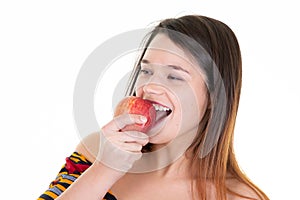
left=126, top=15, right=269, bottom=200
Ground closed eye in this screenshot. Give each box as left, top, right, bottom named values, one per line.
left=167, top=74, right=184, bottom=81
left=140, top=69, right=153, bottom=75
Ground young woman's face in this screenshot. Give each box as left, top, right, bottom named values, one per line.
left=135, top=33, right=209, bottom=145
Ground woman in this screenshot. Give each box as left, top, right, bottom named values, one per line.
left=38, top=15, right=269, bottom=200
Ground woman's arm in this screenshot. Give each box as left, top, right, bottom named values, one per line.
left=55, top=161, right=123, bottom=200
left=38, top=114, right=149, bottom=200
left=38, top=133, right=120, bottom=200
left=53, top=132, right=123, bottom=200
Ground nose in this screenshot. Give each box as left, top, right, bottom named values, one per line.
left=136, top=70, right=168, bottom=96
left=142, top=82, right=165, bottom=95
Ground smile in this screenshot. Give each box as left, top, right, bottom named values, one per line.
left=152, top=103, right=171, bottom=112
left=152, top=103, right=172, bottom=123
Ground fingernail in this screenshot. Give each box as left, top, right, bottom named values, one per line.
left=140, top=116, right=147, bottom=123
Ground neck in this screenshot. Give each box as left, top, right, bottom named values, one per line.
left=130, top=131, right=196, bottom=176
left=152, top=152, right=191, bottom=179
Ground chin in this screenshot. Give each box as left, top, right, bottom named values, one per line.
left=148, top=133, right=176, bottom=145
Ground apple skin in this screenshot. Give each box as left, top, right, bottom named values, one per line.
left=114, top=96, right=156, bottom=133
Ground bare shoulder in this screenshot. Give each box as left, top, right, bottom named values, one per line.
left=226, top=178, right=264, bottom=200
left=75, top=132, right=100, bottom=163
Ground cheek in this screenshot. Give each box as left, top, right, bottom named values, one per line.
left=177, top=84, right=208, bottom=126
left=196, top=90, right=209, bottom=120
left=135, top=87, right=143, bottom=97
left=135, top=76, right=151, bottom=97
left=134, top=76, right=143, bottom=96
left=189, top=80, right=209, bottom=120
left=173, top=87, right=200, bottom=133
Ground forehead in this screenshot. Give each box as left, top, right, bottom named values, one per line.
left=143, top=33, right=201, bottom=74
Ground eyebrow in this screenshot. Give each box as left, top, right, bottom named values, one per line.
left=141, top=59, right=190, bottom=75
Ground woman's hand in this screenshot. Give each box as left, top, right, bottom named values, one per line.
left=53, top=114, right=149, bottom=200
left=97, top=113, right=149, bottom=173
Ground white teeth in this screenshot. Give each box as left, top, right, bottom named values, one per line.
left=153, top=103, right=170, bottom=112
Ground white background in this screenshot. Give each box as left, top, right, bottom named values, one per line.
left=0, top=0, right=299, bottom=199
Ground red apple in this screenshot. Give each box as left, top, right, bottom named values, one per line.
left=114, top=96, right=156, bottom=133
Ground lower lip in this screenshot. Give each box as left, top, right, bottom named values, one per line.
left=147, top=112, right=171, bottom=137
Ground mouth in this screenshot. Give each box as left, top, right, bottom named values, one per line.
left=138, top=101, right=171, bottom=137
left=152, top=103, right=172, bottom=124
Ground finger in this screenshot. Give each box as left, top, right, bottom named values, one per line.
left=123, top=131, right=149, bottom=146
left=97, top=132, right=143, bottom=172
left=104, top=113, right=147, bottom=131
left=118, top=141, right=144, bottom=152
left=108, top=132, right=149, bottom=146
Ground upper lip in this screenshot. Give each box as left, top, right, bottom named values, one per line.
left=145, top=99, right=172, bottom=110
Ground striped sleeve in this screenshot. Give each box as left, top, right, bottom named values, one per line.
left=38, top=152, right=117, bottom=200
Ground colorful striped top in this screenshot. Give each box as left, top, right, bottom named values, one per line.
left=38, top=152, right=117, bottom=200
